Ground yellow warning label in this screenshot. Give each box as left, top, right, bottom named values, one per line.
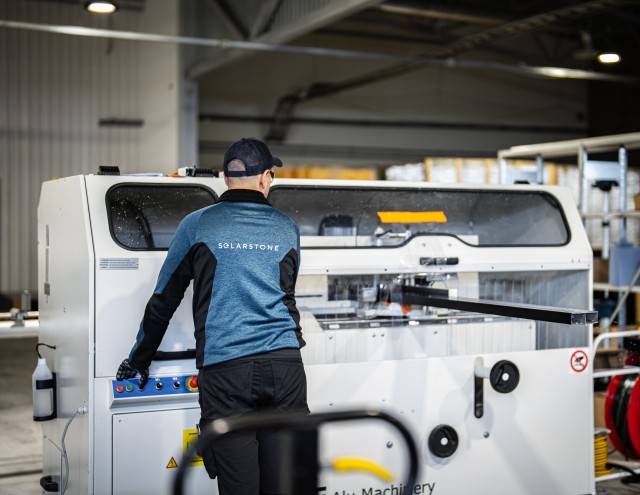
left=377, top=211, right=447, bottom=224
left=166, top=457, right=178, bottom=469
left=183, top=429, right=204, bottom=467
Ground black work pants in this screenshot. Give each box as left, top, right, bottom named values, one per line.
left=198, top=355, right=309, bottom=495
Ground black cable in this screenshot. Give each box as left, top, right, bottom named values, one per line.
left=172, top=409, right=420, bottom=495
left=36, top=343, right=56, bottom=359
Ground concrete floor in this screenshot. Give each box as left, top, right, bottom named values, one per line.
left=1, top=336, right=640, bottom=495
left=0, top=336, right=43, bottom=495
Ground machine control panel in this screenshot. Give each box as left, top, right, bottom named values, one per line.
left=110, top=375, right=199, bottom=407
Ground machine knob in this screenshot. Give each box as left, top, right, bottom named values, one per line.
left=428, top=425, right=459, bottom=458
left=489, top=360, right=520, bottom=394
left=155, top=382, right=163, bottom=390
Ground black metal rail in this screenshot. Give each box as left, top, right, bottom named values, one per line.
left=401, top=285, right=598, bottom=325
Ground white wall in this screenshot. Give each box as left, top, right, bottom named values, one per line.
left=0, top=0, right=195, bottom=294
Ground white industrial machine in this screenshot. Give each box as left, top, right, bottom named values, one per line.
left=37, top=174, right=597, bottom=494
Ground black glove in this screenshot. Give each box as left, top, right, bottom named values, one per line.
left=116, top=358, right=149, bottom=388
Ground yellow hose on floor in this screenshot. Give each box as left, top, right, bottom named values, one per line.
left=595, top=429, right=612, bottom=477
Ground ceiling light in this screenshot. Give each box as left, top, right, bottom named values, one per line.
left=84, top=1, right=118, bottom=14
left=598, top=53, right=621, bottom=64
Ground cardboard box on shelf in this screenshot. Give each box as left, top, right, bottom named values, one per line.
left=594, top=391, right=607, bottom=429
left=593, top=346, right=624, bottom=367
left=593, top=257, right=609, bottom=283
left=634, top=194, right=640, bottom=210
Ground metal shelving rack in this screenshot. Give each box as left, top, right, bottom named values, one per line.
left=498, top=133, right=640, bottom=223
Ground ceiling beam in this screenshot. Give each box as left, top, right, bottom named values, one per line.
left=375, top=4, right=506, bottom=26
left=249, top=0, right=284, bottom=39
left=186, top=0, right=384, bottom=79
left=205, top=0, right=247, bottom=40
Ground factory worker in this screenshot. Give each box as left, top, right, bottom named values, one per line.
left=116, top=137, right=308, bottom=495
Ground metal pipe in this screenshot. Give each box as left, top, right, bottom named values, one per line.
left=593, top=367, right=640, bottom=378
left=603, top=189, right=611, bottom=260
left=619, top=145, right=628, bottom=241
left=579, top=145, right=589, bottom=218
left=592, top=329, right=640, bottom=365
left=375, top=4, right=504, bottom=26
left=0, top=18, right=406, bottom=61
left=199, top=113, right=584, bottom=134
left=535, top=154, right=544, bottom=184
left=498, top=157, right=507, bottom=184
left=474, top=365, right=492, bottom=379
left=0, top=18, right=637, bottom=84
left=0, top=310, right=39, bottom=321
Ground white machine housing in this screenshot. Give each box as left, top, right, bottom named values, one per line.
left=37, top=175, right=595, bottom=495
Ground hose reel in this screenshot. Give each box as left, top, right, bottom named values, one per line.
left=605, top=373, right=640, bottom=459
left=604, top=338, right=640, bottom=459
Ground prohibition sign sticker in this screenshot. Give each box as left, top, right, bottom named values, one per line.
left=570, top=350, right=588, bottom=372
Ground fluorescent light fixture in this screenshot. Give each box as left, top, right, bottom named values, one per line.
left=598, top=53, right=621, bottom=64
left=538, top=67, right=571, bottom=78
left=84, top=1, right=118, bottom=14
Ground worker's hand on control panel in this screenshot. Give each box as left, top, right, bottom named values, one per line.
left=116, top=358, right=149, bottom=388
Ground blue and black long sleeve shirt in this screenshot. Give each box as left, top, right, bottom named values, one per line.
left=128, top=188, right=304, bottom=370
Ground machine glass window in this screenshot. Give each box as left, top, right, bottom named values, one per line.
left=107, top=185, right=217, bottom=250
left=269, top=186, right=570, bottom=247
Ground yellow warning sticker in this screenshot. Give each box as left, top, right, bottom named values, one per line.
left=166, top=457, right=178, bottom=469
left=183, top=429, right=204, bottom=467
left=377, top=211, right=447, bottom=224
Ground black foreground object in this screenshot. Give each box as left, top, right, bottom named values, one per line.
left=172, top=408, right=420, bottom=495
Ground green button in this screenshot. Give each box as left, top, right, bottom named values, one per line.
left=125, top=384, right=134, bottom=392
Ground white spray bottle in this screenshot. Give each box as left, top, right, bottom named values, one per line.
left=33, top=344, right=56, bottom=421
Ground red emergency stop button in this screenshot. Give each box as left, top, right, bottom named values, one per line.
left=116, top=385, right=124, bottom=393
left=186, top=376, right=198, bottom=392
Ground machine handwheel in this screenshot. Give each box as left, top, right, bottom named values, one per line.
left=489, top=360, right=520, bottom=394
left=428, top=425, right=459, bottom=458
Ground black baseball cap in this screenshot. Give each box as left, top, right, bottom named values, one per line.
left=223, top=137, right=283, bottom=177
